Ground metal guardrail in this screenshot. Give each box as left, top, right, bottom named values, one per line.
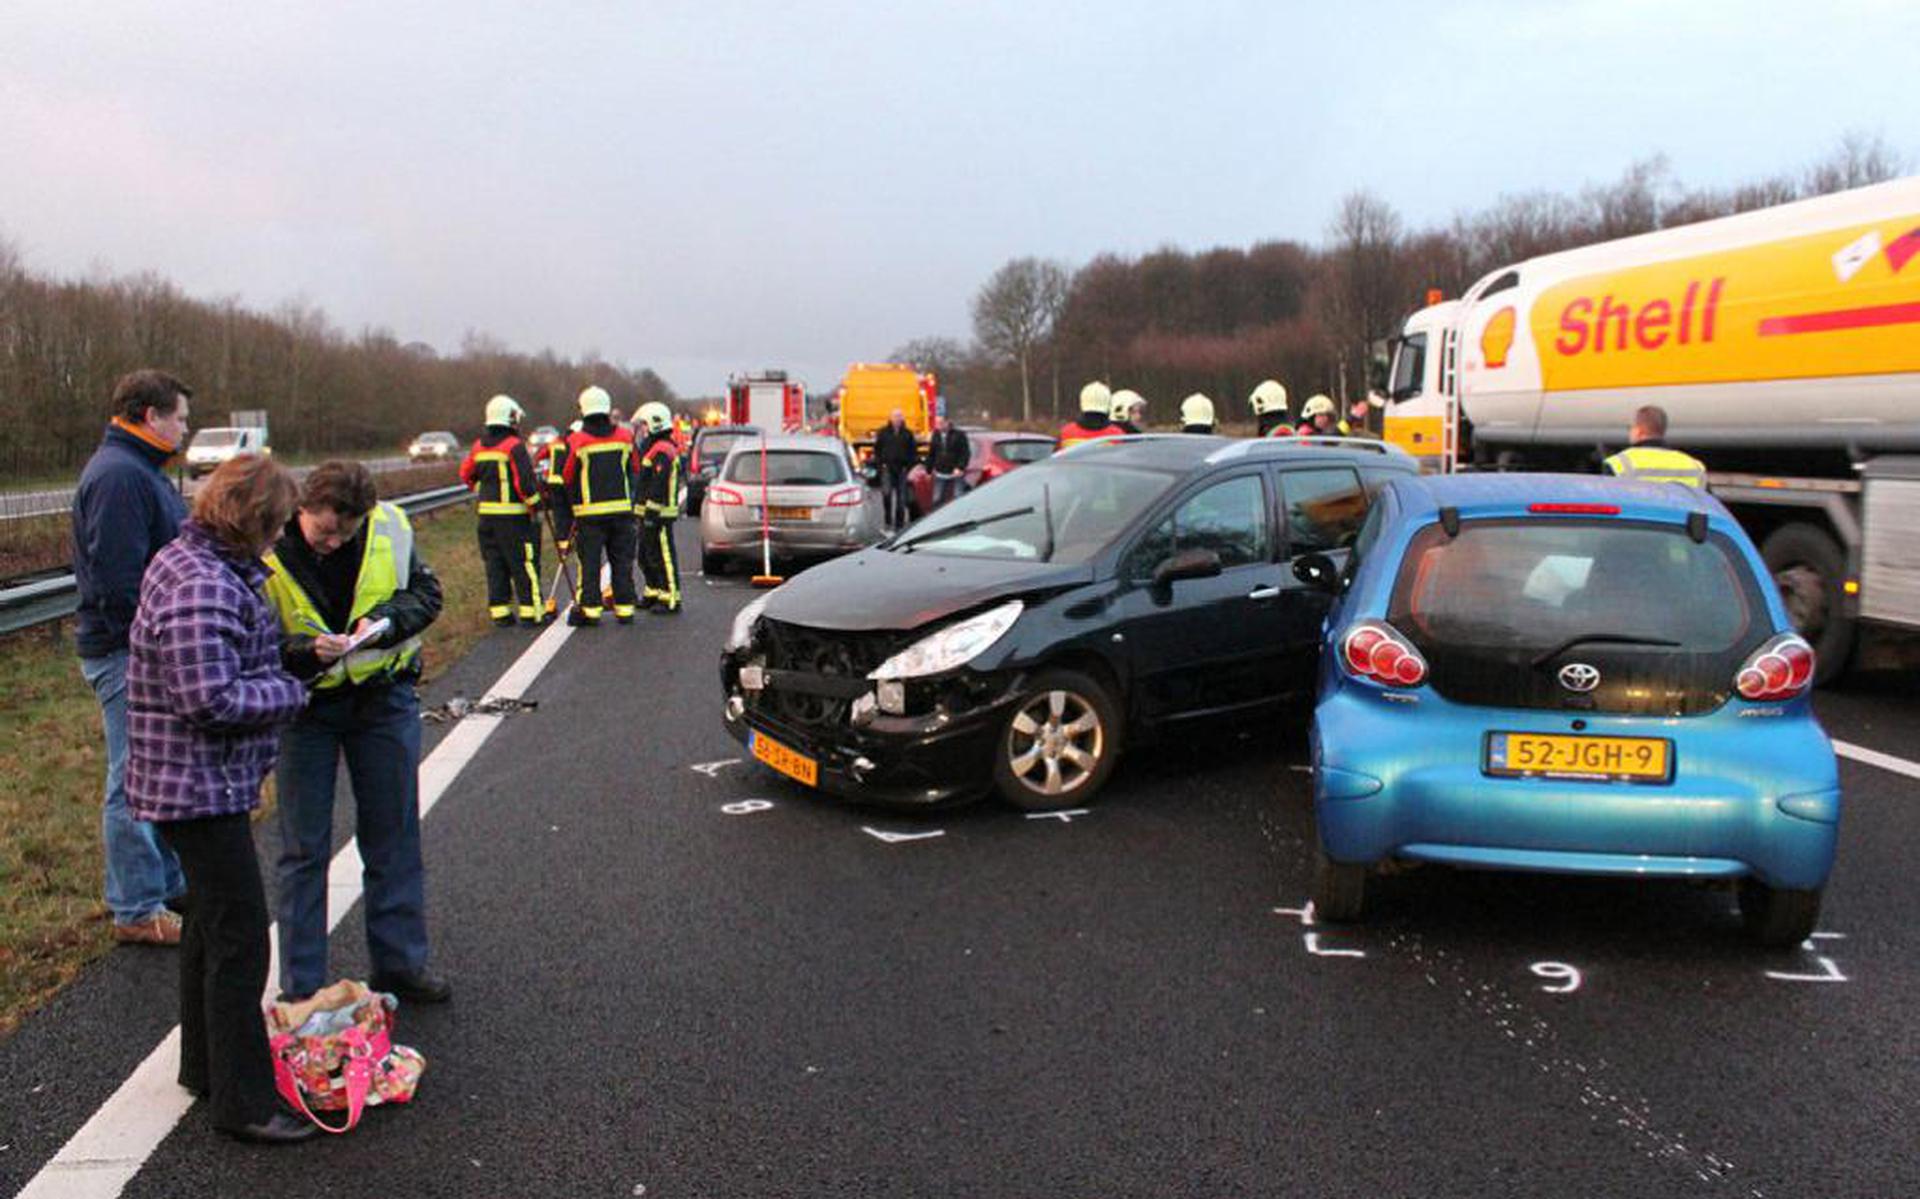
left=0, top=456, right=420, bottom=522
left=0, top=483, right=473, bottom=636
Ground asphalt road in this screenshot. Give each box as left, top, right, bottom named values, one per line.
left=2, top=523, right=1916, bottom=1197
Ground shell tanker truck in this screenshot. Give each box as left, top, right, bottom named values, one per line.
left=1380, top=175, right=1920, bottom=680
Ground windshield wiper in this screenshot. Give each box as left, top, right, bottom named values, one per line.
left=1039, top=483, right=1054, bottom=562
left=894, top=506, right=1036, bottom=553
left=1530, top=632, right=1682, bottom=668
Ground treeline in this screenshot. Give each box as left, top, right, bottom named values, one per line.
left=917, top=134, right=1907, bottom=427
left=0, top=246, right=676, bottom=476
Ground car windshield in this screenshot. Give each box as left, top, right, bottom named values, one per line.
left=996, top=439, right=1054, bottom=464
left=1389, top=519, right=1756, bottom=652
left=416, top=432, right=455, bottom=446
left=724, top=449, right=848, bottom=486
left=192, top=429, right=241, bottom=448
left=699, top=432, right=753, bottom=463
left=889, top=461, right=1171, bottom=563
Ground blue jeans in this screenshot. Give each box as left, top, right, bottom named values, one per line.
left=81, top=650, right=185, bottom=924
left=932, top=473, right=967, bottom=509
left=274, top=681, right=428, bottom=997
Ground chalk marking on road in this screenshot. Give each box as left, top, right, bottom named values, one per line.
left=1531, top=962, right=1583, bottom=994
left=860, top=826, right=946, bottom=844
left=1765, top=933, right=1850, bottom=983
left=1272, top=903, right=1317, bottom=927
left=690, top=758, right=740, bottom=778
left=1833, top=739, right=1920, bottom=781
left=1023, top=808, right=1090, bottom=823
left=721, top=799, right=776, bottom=815
left=17, top=617, right=578, bottom=1199
left=1303, top=932, right=1366, bottom=958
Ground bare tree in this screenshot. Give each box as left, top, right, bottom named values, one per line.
left=1804, top=131, right=1906, bottom=196
left=1324, top=191, right=1406, bottom=401
left=888, top=336, right=969, bottom=380
left=971, top=257, right=1068, bottom=424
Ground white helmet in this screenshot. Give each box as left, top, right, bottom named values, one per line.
left=1079, top=381, right=1112, bottom=415
left=577, top=385, right=612, bottom=417
left=1250, top=379, right=1288, bottom=415
left=484, top=394, right=524, bottom=427
left=637, top=401, right=672, bottom=434
left=1302, top=394, right=1337, bottom=420
left=1109, top=389, right=1145, bottom=422
left=1180, top=393, right=1215, bottom=427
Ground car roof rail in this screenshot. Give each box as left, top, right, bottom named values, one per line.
left=1287, top=435, right=1408, bottom=456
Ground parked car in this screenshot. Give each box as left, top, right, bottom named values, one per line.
left=408, top=431, right=461, bottom=462
left=721, top=435, right=1416, bottom=809
left=687, top=424, right=761, bottom=515
left=907, top=430, right=1057, bottom=515
left=527, top=425, right=562, bottom=458
left=1308, top=472, right=1840, bottom=946
left=700, top=434, right=885, bottom=575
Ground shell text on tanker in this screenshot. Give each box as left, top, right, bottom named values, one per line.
left=1554, top=278, right=1726, bottom=356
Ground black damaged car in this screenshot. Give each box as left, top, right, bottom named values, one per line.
left=721, top=435, right=1417, bottom=809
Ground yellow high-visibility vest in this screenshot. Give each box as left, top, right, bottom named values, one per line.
left=1603, top=445, right=1707, bottom=488
left=263, top=502, right=422, bottom=689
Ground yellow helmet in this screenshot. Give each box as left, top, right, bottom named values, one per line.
left=1109, top=389, right=1144, bottom=422
left=1180, top=393, right=1215, bottom=427
left=484, top=394, right=524, bottom=427
left=1302, top=394, right=1337, bottom=420
left=1079, top=381, right=1112, bottom=415
left=577, top=385, right=613, bottom=417
left=637, top=401, right=672, bottom=434
left=1249, top=379, right=1288, bottom=415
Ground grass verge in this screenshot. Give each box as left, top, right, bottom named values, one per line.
left=0, top=505, right=487, bottom=1040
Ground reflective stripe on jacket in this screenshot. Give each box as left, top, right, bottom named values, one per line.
left=459, top=430, right=540, bottom=515
left=639, top=436, right=683, bottom=517
left=1056, top=422, right=1125, bottom=451
left=1603, top=445, right=1707, bottom=488
left=262, top=502, right=422, bottom=689
left=562, top=425, right=637, bottom=516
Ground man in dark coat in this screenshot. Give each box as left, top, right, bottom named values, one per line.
left=926, top=416, right=971, bottom=510
left=872, top=409, right=919, bottom=530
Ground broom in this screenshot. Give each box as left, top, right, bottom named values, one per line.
left=750, top=428, right=783, bottom=588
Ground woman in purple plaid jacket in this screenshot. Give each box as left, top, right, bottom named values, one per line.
left=126, top=456, right=316, bottom=1144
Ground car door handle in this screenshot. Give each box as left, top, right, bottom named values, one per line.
left=1248, top=586, right=1280, bottom=601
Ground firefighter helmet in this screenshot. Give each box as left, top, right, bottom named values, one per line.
left=1180, top=393, right=1215, bottom=428
left=1079, top=381, right=1112, bottom=415
left=577, top=385, right=613, bottom=417
left=637, top=401, right=672, bottom=434
left=1249, top=379, right=1288, bottom=415
left=484, top=394, right=524, bottom=427
left=1302, top=394, right=1337, bottom=420
left=1109, top=389, right=1145, bottom=423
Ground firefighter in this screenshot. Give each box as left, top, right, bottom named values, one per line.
left=457, top=395, right=546, bottom=626
left=1250, top=379, right=1291, bottom=437
left=1298, top=394, right=1350, bottom=437
left=1603, top=404, right=1706, bottom=487
left=1058, top=382, right=1125, bottom=450
left=1180, top=393, right=1216, bottom=434
left=634, top=401, right=685, bottom=614
left=1109, top=389, right=1146, bottom=434
left=537, top=420, right=579, bottom=619
left=560, top=386, right=640, bottom=625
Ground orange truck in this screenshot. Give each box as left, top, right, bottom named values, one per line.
left=1380, top=175, right=1920, bottom=674
left=836, top=363, right=938, bottom=462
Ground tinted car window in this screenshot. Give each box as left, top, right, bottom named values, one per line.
left=1280, top=468, right=1368, bottom=552
left=894, top=461, right=1171, bottom=563
left=1127, top=474, right=1269, bottom=577
left=725, top=450, right=848, bottom=486
left=996, top=439, right=1054, bottom=464
left=698, top=432, right=752, bottom=465
left=1390, top=520, right=1755, bottom=651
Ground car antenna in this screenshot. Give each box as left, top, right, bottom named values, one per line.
left=1439, top=506, right=1460, bottom=538
left=1040, top=481, right=1055, bottom=561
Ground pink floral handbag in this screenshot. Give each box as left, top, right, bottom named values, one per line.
left=266, top=980, right=427, bottom=1133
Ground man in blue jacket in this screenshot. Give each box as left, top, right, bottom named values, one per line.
left=72, top=369, right=193, bottom=945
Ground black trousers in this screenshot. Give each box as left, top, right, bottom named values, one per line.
left=574, top=513, right=638, bottom=617
left=879, top=464, right=911, bottom=528
left=477, top=514, right=543, bottom=619
left=639, top=517, right=681, bottom=607
left=158, top=813, right=280, bottom=1131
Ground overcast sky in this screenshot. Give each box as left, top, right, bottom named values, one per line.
left=2, top=1, right=1915, bottom=396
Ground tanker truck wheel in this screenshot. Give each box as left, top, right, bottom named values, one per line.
left=1760, top=523, right=1853, bottom=685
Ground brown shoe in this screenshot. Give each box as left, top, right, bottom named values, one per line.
left=112, top=910, right=183, bottom=946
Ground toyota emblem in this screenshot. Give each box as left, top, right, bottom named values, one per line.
left=1558, top=662, right=1601, bottom=693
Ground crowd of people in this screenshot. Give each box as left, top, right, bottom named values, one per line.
left=1058, top=379, right=1377, bottom=447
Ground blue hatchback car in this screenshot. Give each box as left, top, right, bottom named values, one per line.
left=1308, top=473, right=1839, bottom=946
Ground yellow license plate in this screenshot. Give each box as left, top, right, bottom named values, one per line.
left=1486, top=732, right=1670, bottom=781
left=751, top=731, right=819, bottom=787
left=767, top=506, right=814, bottom=521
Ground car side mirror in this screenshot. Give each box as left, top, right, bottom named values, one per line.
left=1292, top=552, right=1340, bottom=593
left=1153, top=548, right=1223, bottom=588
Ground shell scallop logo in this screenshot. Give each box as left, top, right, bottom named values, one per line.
left=1481, top=306, right=1517, bottom=368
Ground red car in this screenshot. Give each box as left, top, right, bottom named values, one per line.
left=907, top=430, right=1057, bottom=517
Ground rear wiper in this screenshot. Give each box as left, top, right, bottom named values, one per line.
left=1039, top=483, right=1054, bottom=562
left=1530, top=632, right=1682, bottom=668
left=894, top=506, right=1035, bottom=553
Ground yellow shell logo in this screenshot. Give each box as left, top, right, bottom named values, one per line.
left=1481, top=306, right=1517, bottom=368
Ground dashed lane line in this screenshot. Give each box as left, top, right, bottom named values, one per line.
left=15, top=617, right=576, bottom=1199
left=1833, top=739, right=1920, bottom=783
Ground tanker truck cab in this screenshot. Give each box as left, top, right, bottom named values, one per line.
left=1382, top=299, right=1459, bottom=473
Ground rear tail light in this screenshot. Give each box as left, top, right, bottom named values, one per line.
left=1735, top=633, right=1815, bottom=701
left=707, top=485, right=745, bottom=507
left=826, top=487, right=863, bottom=507
left=1528, top=502, right=1620, bottom=515
left=1340, top=620, right=1429, bottom=688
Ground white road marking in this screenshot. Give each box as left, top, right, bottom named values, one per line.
left=1303, top=932, right=1366, bottom=958
left=1833, top=739, right=1920, bottom=782
left=17, top=617, right=576, bottom=1199
left=1531, top=962, right=1583, bottom=994
left=1023, top=808, right=1090, bottom=823
left=689, top=758, right=740, bottom=778
left=860, top=826, right=946, bottom=844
